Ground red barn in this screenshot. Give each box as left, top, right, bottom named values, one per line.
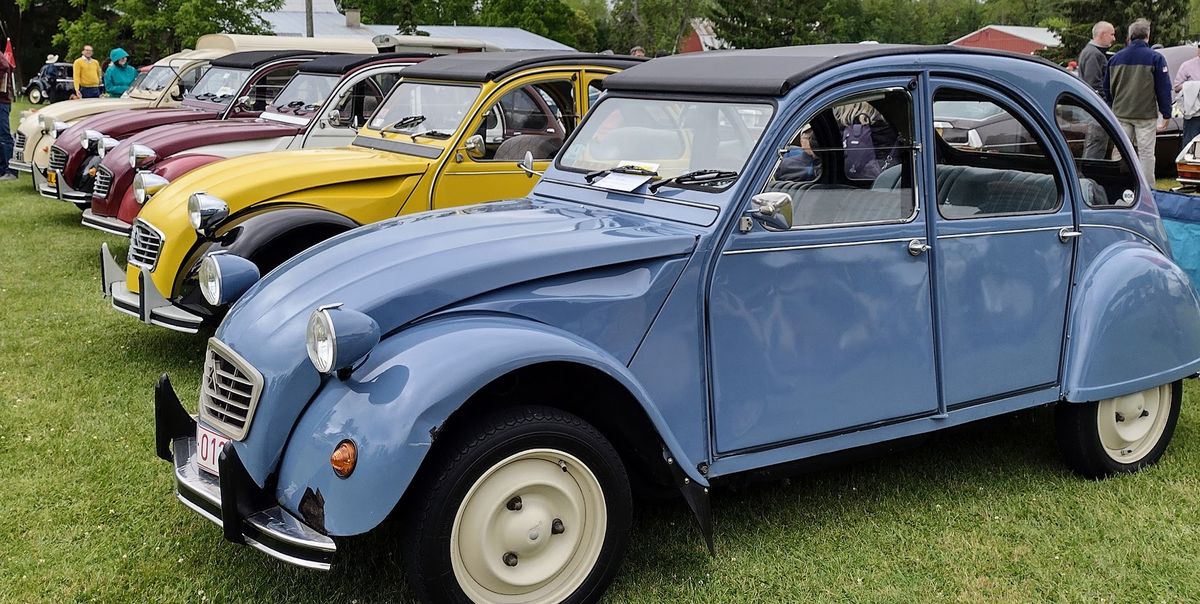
left=949, top=25, right=1061, bottom=55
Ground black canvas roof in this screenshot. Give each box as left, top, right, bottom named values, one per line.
left=298, top=52, right=434, bottom=75
left=602, top=44, right=1060, bottom=96
left=398, top=51, right=647, bottom=83
left=211, top=50, right=329, bottom=70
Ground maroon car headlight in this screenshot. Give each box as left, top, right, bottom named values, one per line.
left=129, top=144, right=156, bottom=169
left=133, top=172, right=170, bottom=204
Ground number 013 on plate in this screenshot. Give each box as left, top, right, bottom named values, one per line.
left=196, top=424, right=230, bottom=476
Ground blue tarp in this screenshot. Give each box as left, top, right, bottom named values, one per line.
left=1155, top=190, right=1200, bottom=295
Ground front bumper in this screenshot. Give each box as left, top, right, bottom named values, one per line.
left=38, top=170, right=91, bottom=203
left=81, top=209, right=133, bottom=236
left=100, top=242, right=204, bottom=333
left=155, top=375, right=337, bottom=570
left=10, top=159, right=32, bottom=173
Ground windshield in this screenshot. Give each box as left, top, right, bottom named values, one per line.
left=933, top=100, right=1006, bottom=121
left=122, top=71, right=148, bottom=98
left=185, top=67, right=250, bottom=104
left=558, top=97, right=774, bottom=182
left=368, top=82, right=481, bottom=139
left=266, top=73, right=338, bottom=116
left=134, top=66, right=178, bottom=94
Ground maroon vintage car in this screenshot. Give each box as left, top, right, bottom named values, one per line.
left=44, top=50, right=328, bottom=207
left=81, top=53, right=427, bottom=235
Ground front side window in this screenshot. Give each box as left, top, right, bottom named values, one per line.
left=559, top=97, right=774, bottom=182
left=246, top=65, right=300, bottom=111
left=931, top=89, right=1063, bottom=218
left=1054, top=95, right=1140, bottom=207
left=135, top=66, right=178, bottom=94
left=763, top=87, right=917, bottom=228
left=474, top=80, right=577, bottom=161
left=367, top=82, right=482, bottom=143
left=186, top=67, right=251, bottom=104
left=266, top=73, right=339, bottom=117
left=330, top=72, right=396, bottom=129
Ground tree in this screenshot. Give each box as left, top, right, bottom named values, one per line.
left=348, top=0, right=479, bottom=32
left=709, top=0, right=863, bottom=48
left=52, top=0, right=284, bottom=66
left=7, top=0, right=76, bottom=83
left=479, top=0, right=595, bottom=50
left=609, top=0, right=701, bottom=55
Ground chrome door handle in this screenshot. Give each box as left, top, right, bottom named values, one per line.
left=1058, top=227, right=1082, bottom=243
left=907, top=238, right=931, bottom=256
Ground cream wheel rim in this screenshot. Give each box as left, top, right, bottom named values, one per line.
left=1097, top=384, right=1172, bottom=464
left=451, top=448, right=607, bottom=604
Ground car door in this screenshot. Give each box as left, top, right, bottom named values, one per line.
left=926, top=79, right=1075, bottom=407
left=708, top=78, right=941, bottom=453
left=430, top=72, right=585, bottom=208
left=301, top=69, right=398, bottom=149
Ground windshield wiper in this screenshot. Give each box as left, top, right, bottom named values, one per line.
left=193, top=92, right=215, bottom=101
left=648, top=169, right=739, bottom=193
left=388, top=115, right=426, bottom=131
left=415, top=130, right=453, bottom=139
left=584, top=164, right=659, bottom=183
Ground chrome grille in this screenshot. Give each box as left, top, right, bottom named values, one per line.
left=93, top=166, right=113, bottom=199
left=199, top=339, right=263, bottom=440
left=128, top=220, right=164, bottom=270
left=49, top=146, right=68, bottom=172
left=13, top=132, right=25, bottom=155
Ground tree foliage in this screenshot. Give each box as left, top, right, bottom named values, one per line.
left=478, top=0, right=597, bottom=50
left=348, top=0, right=478, bottom=34
left=608, top=0, right=701, bottom=55
left=49, top=0, right=283, bottom=65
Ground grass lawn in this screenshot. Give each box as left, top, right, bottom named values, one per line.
left=3, top=108, right=1200, bottom=602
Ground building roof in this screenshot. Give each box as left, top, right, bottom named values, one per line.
left=602, top=44, right=1057, bottom=96
left=687, top=18, right=728, bottom=52
left=264, top=0, right=382, bottom=38
left=297, top=52, right=432, bottom=75
left=949, top=25, right=1061, bottom=48
left=210, top=49, right=327, bottom=69
left=398, top=51, right=645, bottom=83
left=415, top=25, right=575, bottom=51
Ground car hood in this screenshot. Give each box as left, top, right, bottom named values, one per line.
left=34, top=97, right=153, bottom=122
left=217, top=198, right=699, bottom=483
left=69, top=106, right=216, bottom=140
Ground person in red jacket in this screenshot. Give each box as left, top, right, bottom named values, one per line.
left=0, top=48, right=16, bottom=181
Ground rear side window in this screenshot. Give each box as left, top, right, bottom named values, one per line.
left=931, top=89, right=1062, bottom=218
left=1054, top=95, right=1140, bottom=207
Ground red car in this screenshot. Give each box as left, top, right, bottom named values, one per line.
left=45, top=50, right=328, bottom=208
left=81, top=53, right=428, bottom=236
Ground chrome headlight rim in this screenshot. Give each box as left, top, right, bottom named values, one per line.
left=187, top=192, right=229, bottom=236
left=133, top=172, right=170, bottom=205
left=81, top=129, right=102, bottom=150
left=306, top=305, right=339, bottom=375
left=98, top=136, right=118, bottom=158
left=198, top=254, right=223, bottom=306
left=129, top=143, right=156, bottom=169
left=52, top=121, right=69, bottom=139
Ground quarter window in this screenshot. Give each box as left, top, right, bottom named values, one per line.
left=1054, top=95, right=1140, bottom=207
left=931, top=89, right=1062, bottom=218
left=764, top=87, right=917, bottom=228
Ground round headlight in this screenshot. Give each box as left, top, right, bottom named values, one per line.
left=133, top=172, right=170, bottom=205
left=40, top=115, right=54, bottom=134
left=198, top=255, right=222, bottom=306
left=129, top=144, right=156, bottom=169
left=80, top=132, right=92, bottom=148
left=187, top=192, right=229, bottom=236
left=52, top=121, right=69, bottom=139
left=307, top=307, right=337, bottom=374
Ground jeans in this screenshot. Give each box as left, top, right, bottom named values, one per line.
left=1183, top=117, right=1200, bottom=155
left=0, top=102, right=12, bottom=176
left=80, top=86, right=103, bottom=98
left=1118, top=117, right=1158, bottom=184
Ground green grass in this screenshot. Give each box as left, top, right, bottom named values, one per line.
left=3, top=135, right=1200, bottom=602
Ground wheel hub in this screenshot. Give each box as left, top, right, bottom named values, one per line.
left=1096, top=384, right=1172, bottom=464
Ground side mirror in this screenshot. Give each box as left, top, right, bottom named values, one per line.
left=464, top=134, right=485, bottom=160
left=327, top=108, right=342, bottom=125
left=170, top=85, right=182, bottom=101
left=235, top=95, right=252, bottom=111
left=517, top=150, right=542, bottom=178
left=749, top=192, right=793, bottom=231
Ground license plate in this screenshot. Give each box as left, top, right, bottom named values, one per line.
left=196, top=424, right=229, bottom=476
left=47, top=170, right=56, bottom=185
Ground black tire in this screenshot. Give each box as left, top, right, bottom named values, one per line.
left=403, top=406, right=632, bottom=604
left=1055, top=380, right=1182, bottom=479
left=27, top=87, right=44, bottom=104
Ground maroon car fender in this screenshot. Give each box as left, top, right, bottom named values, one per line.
left=116, top=154, right=226, bottom=225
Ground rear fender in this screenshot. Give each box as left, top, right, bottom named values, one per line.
left=271, top=314, right=702, bottom=537
left=1064, top=240, right=1200, bottom=401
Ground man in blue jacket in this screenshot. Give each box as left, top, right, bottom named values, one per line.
left=1104, top=18, right=1172, bottom=183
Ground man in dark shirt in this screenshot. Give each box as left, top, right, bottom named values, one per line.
left=0, top=48, right=16, bottom=181
left=1105, top=19, right=1172, bottom=182
left=1078, top=21, right=1115, bottom=158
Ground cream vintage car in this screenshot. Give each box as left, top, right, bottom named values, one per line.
left=10, top=34, right=379, bottom=194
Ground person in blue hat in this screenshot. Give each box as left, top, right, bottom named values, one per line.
left=103, top=48, right=137, bottom=97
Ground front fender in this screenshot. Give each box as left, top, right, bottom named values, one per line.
left=154, top=154, right=225, bottom=182
left=270, top=314, right=703, bottom=537
left=1064, top=241, right=1200, bottom=401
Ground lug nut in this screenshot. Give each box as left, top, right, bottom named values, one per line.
left=1115, top=412, right=1126, bottom=423
left=506, top=496, right=522, bottom=511
left=551, top=518, right=565, bottom=535
left=503, top=552, right=519, bottom=567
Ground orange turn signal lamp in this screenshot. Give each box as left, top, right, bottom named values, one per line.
left=331, top=439, right=357, bottom=478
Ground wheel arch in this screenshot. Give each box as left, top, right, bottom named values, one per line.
left=1064, top=240, right=1200, bottom=402
left=271, top=314, right=705, bottom=539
